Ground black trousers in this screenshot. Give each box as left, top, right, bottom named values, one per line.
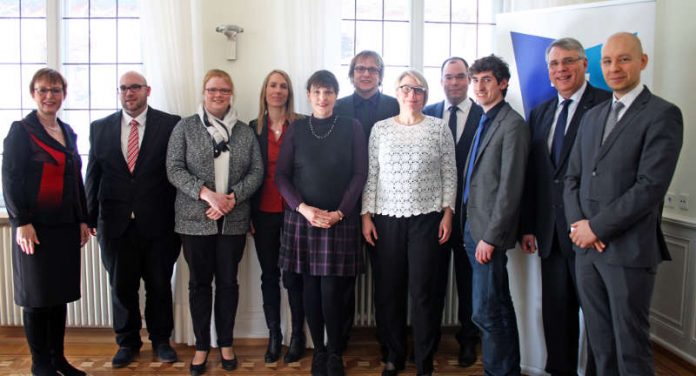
left=303, top=274, right=355, bottom=355
left=252, top=211, right=305, bottom=334
left=373, top=212, right=440, bottom=375
left=541, top=232, right=595, bottom=376
left=182, top=233, right=245, bottom=350
left=432, top=214, right=478, bottom=348
left=99, top=220, right=181, bottom=348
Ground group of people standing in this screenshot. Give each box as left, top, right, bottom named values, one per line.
left=2, top=30, right=682, bottom=376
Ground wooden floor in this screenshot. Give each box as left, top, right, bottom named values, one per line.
left=0, top=326, right=693, bottom=375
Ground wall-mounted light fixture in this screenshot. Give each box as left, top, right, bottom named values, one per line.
left=216, top=24, right=244, bottom=60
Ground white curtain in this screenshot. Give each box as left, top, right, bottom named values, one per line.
left=141, top=0, right=203, bottom=116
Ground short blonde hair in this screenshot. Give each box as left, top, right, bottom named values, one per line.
left=202, top=69, right=234, bottom=95
left=395, top=69, right=429, bottom=104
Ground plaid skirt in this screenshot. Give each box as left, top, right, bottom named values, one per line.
left=279, top=209, right=364, bottom=277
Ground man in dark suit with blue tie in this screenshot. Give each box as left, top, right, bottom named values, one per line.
left=564, top=32, right=683, bottom=375
left=423, top=57, right=482, bottom=367
left=520, top=38, right=610, bottom=376
left=334, top=50, right=399, bottom=353
left=85, top=72, right=182, bottom=368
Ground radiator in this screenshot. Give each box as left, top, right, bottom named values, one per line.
left=0, top=220, right=461, bottom=328
left=0, top=225, right=112, bottom=327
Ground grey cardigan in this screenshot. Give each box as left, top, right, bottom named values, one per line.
left=166, top=114, right=263, bottom=235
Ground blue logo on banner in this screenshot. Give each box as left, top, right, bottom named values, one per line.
left=510, top=31, right=610, bottom=119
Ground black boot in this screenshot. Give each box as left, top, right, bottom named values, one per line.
left=48, top=305, right=85, bottom=376
left=264, top=330, right=282, bottom=363
left=284, top=331, right=306, bottom=363
left=23, top=307, right=58, bottom=376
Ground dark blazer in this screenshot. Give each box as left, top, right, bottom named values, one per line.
left=521, top=84, right=610, bottom=258
left=424, top=98, right=483, bottom=220
left=2, top=111, right=87, bottom=227
left=334, top=92, right=399, bottom=138
left=85, top=107, right=180, bottom=239
left=465, top=102, right=529, bottom=250
left=564, top=87, right=683, bottom=267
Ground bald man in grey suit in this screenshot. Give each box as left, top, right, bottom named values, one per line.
left=564, top=32, right=683, bottom=375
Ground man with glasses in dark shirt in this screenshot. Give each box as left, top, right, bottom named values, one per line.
left=334, top=50, right=399, bottom=355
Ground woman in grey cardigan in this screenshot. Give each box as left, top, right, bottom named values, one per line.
left=166, top=69, right=263, bottom=375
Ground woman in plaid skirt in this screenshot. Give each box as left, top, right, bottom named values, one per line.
left=275, top=70, right=368, bottom=376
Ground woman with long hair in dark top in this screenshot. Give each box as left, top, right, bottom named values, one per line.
left=249, top=69, right=306, bottom=364
left=2, top=68, right=90, bottom=376
left=275, top=70, right=368, bottom=376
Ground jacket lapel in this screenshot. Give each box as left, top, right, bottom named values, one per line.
left=595, top=88, right=651, bottom=163
left=473, top=103, right=507, bottom=165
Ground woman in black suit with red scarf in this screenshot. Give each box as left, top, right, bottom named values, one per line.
left=2, top=68, right=90, bottom=376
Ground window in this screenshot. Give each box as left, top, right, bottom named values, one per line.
left=0, top=0, right=141, bottom=205
left=61, top=0, right=142, bottom=157
left=340, top=0, right=410, bottom=96
left=422, top=0, right=497, bottom=103
left=0, top=0, right=48, bottom=153
left=340, top=0, right=499, bottom=104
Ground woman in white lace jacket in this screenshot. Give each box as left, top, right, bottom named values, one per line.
left=360, top=69, right=456, bottom=376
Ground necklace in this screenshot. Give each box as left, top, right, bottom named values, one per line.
left=272, top=128, right=282, bottom=135
left=308, top=115, right=337, bottom=140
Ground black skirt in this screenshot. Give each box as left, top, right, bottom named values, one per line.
left=12, top=222, right=81, bottom=307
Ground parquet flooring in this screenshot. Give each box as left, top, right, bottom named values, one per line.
left=0, top=327, right=693, bottom=375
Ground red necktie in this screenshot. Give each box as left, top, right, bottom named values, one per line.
left=126, top=119, right=139, bottom=173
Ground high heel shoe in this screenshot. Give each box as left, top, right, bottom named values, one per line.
left=189, top=350, right=209, bottom=376
left=219, top=347, right=237, bottom=371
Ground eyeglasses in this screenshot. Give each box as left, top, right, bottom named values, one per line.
left=119, top=84, right=147, bottom=93
left=205, top=88, right=233, bottom=96
left=548, top=57, right=583, bottom=69
left=33, top=87, right=63, bottom=96
left=354, top=66, right=381, bottom=75
left=398, top=85, right=427, bottom=95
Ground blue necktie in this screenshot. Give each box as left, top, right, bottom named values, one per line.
left=551, top=99, right=572, bottom=166
left=463, top=114, right=488, bottom=204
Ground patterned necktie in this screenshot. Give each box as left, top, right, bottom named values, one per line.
left=463, top=114, right=488, bottom=204
left=602, top=101, right=625, bottom=144
left=448, top=105, right=458, bottom=144
left=551, top=99, right=572, bottom=166
left=126, top=119, right=139, bottom=173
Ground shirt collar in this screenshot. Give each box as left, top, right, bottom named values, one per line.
left=613, top=82, right=644, bottom=110
left=557, top=81, right=587, bottom=105
left=122, top=105, right=148, bottom=126
left=483, top=100, right=506, bottom=121
left=446, top=97, right=472, bottom=113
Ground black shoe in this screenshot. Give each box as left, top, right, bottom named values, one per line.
left=326, top=353, right=345, bottom=376
left=311, top=351, right=328, bottom=376
left=381, top=361, right=398, bottom=376
left=51, top=356, right=86, bottom=376
left=30, top=363, right=58, bottom=376
left=153, top=342, right=177, bottom=363
left=458, top=341, right=476, bottom=367
left=264, top=331, right=282, bottom=363
left=219, top=347, right=237, bottom=371
left=111, top=347, right=139, bottom=368
left=284, top=333, right=306, bottom=363
left=189, top=350, right=209, bottom=376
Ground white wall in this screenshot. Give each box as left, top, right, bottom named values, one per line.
left=654, top=0, right=696, bottom=222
